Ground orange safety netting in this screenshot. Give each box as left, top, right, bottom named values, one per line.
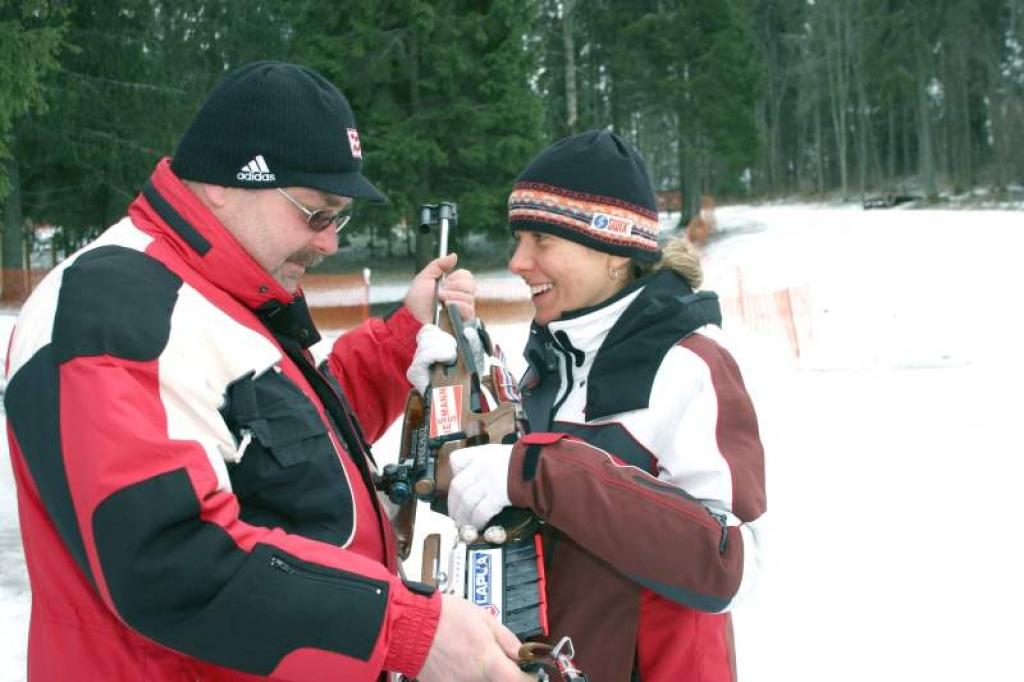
left=4, top=267, right=807, bottom=358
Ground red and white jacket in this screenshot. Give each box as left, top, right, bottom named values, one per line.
left=4, top=159, right=440, bottom=681
left=508, top=270, right=767, bottom=682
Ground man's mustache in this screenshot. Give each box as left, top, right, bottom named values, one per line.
left=287, top=249, right=324, bottom=269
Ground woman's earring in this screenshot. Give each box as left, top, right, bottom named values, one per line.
left=609, top=267, right=622, bottom=281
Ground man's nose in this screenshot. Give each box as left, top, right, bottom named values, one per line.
left=311, top=227, right=340, bottom=255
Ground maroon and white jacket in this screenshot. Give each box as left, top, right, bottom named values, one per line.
left=4, top=159, right=440, bottom=681
left=508, top=270, right=766, bottom=682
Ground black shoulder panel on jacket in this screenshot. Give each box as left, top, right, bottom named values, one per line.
left=553, top=421, right=658, bottom=474
left=53, top=246, right=181, bottom=363
left=586, top=271, right=722, bottom=421
left=92, top=468, right=388, bottom=673
left=4, top=345, right=97, bottom=589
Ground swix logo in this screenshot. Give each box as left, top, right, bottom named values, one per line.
left=591, top=212, right=633, bottom=235
left=429, top=385, right=463, bottom=438
left=472, top=553, right=493, bottom=607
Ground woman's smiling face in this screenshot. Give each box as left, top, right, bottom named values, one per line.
left=508, top=230, right=630, bottom=325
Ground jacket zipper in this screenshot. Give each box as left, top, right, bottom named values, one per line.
left=708, top=511, right=729, bottom=554
left=269, top=555, right=384, bottom=596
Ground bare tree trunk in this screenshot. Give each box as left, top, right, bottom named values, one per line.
left=409, top=34, right=433, bottom=271
left=958, top=47, right=973, bottom=190
left=1000, top=0, right=1024, bottom=184
left=677, top=117, right=700, bottom=225
left=916, top=74, right=938, bottom=199
left=756, top=99, right=771, bottom=192
left=991, top=6, right=1006, bottom=181
left=772, top=87, right=787, bottom=191
left=815, top=102, right=825, bottom=193
left=854, top=34, right=869, bottom=194
left=887, top=106, right=896, bottom=184
left=2, top=156, right=28, bottom=302
left=909, top=8, right=938, bottom=199
left=795, top=102, right=806, bottom=192
left=939, top=46, right=953, bottom=190
left=823, top=0, right=851, bottom=197
left=757, top=24, right=785, bottom=194
left=562, top=0, right=578, bottom=134
left=901, top=99, right=912, bottom=183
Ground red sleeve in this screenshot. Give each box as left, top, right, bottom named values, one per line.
left=325, top=306, right=422, bottom=442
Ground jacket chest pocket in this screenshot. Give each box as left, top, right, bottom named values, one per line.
left=241, top=403, right=331, bottom=468
left=220, top=369, right=355, bottom=545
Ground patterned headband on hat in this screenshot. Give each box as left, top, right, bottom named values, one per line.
left=509, top=181, right=659, bottom=258
left=508, top=130, right=661, bottom=262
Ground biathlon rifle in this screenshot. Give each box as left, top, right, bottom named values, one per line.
left=378, top=202, right=588, bottom=680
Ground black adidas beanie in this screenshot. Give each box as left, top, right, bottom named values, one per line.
left=508, top=129, right=660, bottom=261
left=171, top=61, right=386, bottom=202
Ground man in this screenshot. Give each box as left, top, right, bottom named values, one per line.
left=4, top=61, right=531, bottom=682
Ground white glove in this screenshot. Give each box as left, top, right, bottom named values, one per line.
left=462, top=323, right=489, bottom=374
left=448, top=444, right=513, bottom=530
left=406, top=324, right=457, bottom=394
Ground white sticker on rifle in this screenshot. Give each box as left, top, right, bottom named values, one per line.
left=430, top=385, right=463, bottom=438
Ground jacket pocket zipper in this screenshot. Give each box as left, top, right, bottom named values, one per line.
left=707, top=511, right=729, bottom=554
left=269, top=555, right=384, bottom=596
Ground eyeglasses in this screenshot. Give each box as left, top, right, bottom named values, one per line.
left=276, top=188, right=352, bottom=234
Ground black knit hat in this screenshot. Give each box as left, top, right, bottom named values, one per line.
left=171, top=61, right=386, bottom=202
left=508, top=129, right=660, bottom=261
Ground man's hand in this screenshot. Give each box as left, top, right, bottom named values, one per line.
left=417, top=594, right=534, bottom=682
left=405, top=253, right=477, bottom=323
left=448, top=445, right=514, bottom=530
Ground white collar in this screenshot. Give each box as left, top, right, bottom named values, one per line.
left=546, top=287, right=644, bottom=356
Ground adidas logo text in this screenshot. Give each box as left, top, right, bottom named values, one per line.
left=237, top=154, right=276, bottom=182
left=238, top=170, right=276, bottom=182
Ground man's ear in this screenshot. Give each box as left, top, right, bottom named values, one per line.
left=199, top=183, right=231, bottom=209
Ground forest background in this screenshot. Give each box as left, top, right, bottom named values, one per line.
left=2, top=0, right=1023, bottom=286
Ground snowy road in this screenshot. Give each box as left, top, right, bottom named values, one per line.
left=1, top=205, right=1022, bottom=681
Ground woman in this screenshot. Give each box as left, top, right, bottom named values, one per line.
left=448, top=130, right=766, bottom=682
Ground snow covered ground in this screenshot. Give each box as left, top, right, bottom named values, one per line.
left=2, top=204, right=1022, bottom=681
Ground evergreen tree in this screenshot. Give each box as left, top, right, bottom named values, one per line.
left=0, top=0, right=66, bottom=299
left=17, top=0, right=290, bottom=246
left=625, top=0, right=762, bottom=218
left=0, top=0, right=65, bottom=197
left=288, top=0, right=544, bottom=263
